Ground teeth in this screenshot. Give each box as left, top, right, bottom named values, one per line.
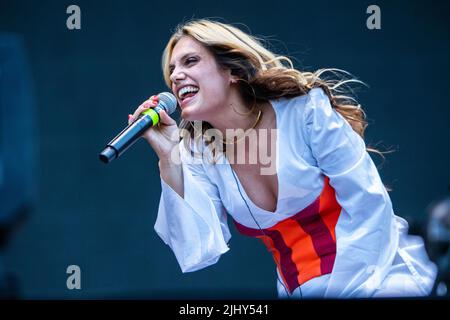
left=178, top=86, right=199, bottom=99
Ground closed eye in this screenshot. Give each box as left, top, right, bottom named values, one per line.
left=169, top=56, right=199, bottom=75
left=186, top=57, right=198, bottom=65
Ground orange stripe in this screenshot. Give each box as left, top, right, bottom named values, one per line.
left=269, top=219, right=322, bottom=286
left=232, top=176, right=342, bottom=292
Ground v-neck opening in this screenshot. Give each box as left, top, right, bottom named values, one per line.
left=224, top=99, right=280, bottom=214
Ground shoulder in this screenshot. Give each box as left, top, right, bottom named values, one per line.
left=302, top=87, right=335, bottom=124
left=270, top=87, right=333, bottom=141
left=272, top=87, right=331, bottom=120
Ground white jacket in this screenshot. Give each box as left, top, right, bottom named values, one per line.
left=155, top=87, right=437, bottom=298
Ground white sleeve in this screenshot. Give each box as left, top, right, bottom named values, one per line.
left=154, top=142, right=231, bottom=273
left=302, top=87, right=393, bottom=219
left=302, top=88, right=399, bottom=297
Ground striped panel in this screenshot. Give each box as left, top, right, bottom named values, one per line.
left=233, top=176, right=342, bottom=293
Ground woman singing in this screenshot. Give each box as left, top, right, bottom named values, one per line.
left=128, top=19, right=437, bottom=298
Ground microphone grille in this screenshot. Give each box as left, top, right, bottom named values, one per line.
left=158, top=92, right=177, bottom=115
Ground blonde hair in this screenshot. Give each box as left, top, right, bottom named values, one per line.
left=161, top=18, right=387, bottom=163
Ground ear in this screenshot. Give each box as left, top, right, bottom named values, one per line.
left=222, top=67, right=238, bottom=84
left=229, top=75, right=239, bottom=85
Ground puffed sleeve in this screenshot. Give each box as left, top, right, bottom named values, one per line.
left=302, top=87, right=399, bottom=297
left=154, top=140, right=231, bottom=273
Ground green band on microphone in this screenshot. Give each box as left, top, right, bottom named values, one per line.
left=141, top=108, right=159, bottom=126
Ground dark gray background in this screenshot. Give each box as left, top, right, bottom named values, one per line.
left=0, top=0, right=448, bottom=298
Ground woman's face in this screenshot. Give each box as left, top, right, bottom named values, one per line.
left=169, top=36, right=234, bottom=121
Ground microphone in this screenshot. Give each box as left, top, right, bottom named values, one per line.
left=99, top=92, right=177, bottom=164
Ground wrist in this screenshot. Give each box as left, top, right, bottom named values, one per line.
left=158, top=157, right=181, bottom=169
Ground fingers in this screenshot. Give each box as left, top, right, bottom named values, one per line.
left=128, top=95, right=159, bottom=125
left=159, top=110, right=176, bottom=126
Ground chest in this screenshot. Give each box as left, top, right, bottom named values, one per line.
left=215, top=132, right=323, bottom=222
left=230, top=162, right=279, bottom=213
left=226, top=123, right=279, bottom=213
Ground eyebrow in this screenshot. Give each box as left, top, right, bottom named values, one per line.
left=168, top=52, right=198, bottom=69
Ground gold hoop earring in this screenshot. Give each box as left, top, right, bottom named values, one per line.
left=230, top=102, right=255, bottom=116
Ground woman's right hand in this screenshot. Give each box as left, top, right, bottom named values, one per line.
left=128, top=95, right=179, bottom=160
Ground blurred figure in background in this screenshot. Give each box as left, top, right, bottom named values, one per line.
left=0, top=33, right=38, bottom=299
left=427, top=187, right=450, bottom=297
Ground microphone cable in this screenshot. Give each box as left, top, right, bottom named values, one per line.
left=229, top=166, right=303, bottom=299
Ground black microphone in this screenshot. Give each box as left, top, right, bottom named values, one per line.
left=99, top=92, right=177, bottom=164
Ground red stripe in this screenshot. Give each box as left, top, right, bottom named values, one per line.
left=293, top=205, right=336, bottom=274
left=268, top=218, right=321, bottom=288
left=263, top=229, right=300, bottom=292
left=234, top=221, right=300, bottom=292
left=234, top=222, right=264, bottom=237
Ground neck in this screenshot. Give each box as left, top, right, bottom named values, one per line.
left=207, top=93, right=263, bottom=139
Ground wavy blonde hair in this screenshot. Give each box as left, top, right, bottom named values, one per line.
left=161, top=19, right=386, bottom=162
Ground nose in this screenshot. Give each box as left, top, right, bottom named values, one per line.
left=169, top=67, right=186, bottom=84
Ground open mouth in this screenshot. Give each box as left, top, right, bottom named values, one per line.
left=178, top=86, right=199, bottom=103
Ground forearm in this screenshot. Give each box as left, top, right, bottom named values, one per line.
left=159, top=157, right=184, bottom=198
